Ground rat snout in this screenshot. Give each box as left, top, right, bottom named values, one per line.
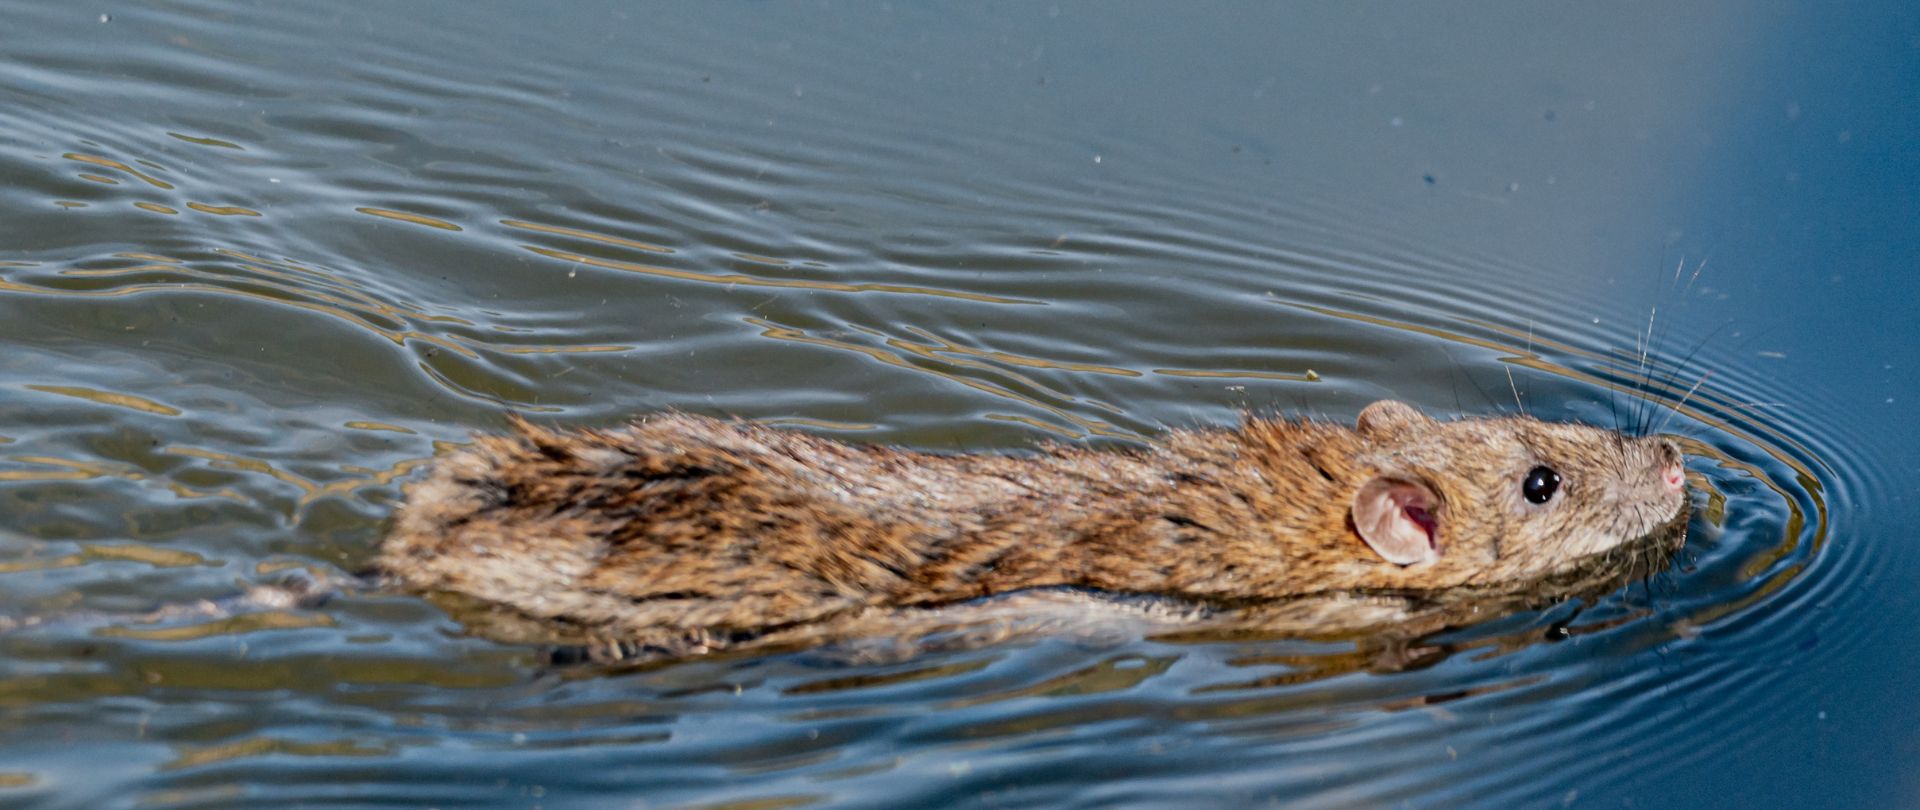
left=1662, top=463, right=1686, bottom=493
left=1656, top=438, right=1686, bottom=494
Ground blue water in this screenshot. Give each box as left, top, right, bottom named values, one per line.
left=0, top=2, right=1914, bottom=807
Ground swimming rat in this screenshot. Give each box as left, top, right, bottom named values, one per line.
left=373, top=400, right=1690, bottom=658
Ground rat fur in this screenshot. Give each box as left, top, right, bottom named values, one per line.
left=374, top=400, right=1689, bottom=658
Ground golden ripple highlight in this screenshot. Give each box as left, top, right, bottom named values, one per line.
left=161, top=445, right=428, bottom=502
left=527, top=246, right=1038, bottom=305
left=62, top=153, right=173, bottom=189
left=868, top=325, right=1125, bottom=415
left=211, top=247, right=340, bottom=277
left=495, top=343, right=634, bottom=355
left=1152, top=367, right=1316, bottom=382
left=897, top=326, right=1138, bottom=377
left=782, top=659, right=994, bottom=693
left=162, top=736, right=391, bottom=771
left=984, top=413, right=1079, bottom=437
left=747, top=316, right=1136, bottom=439
left=0, top=255, right=507, bottom=362
left=0, top=455, right=120, bottom=482
left=80, top=543, right=211, bottom=568
left=501, top=219, right=673, bottom=253
left=137, top=785, right=246, bottom=808
left=132, top=202, right=179, bottom=214
left=166, top=132, right=244, bottom=150
left=0, top=454, right=245, bottom=501
left=0, top=553, right=84, bottom=574
left=162, top=447, right=312, bottom=491
left=24, top=385, right=182, bottom=416
left=184, top=202, right=262, bottom=217
left=344, top=420, right=416, bottom=434
left=355, top=207, right=462, bottom=231
left=78, top=173, right=119, bottom=185
left=114, top=252, right=180, bottom=263
left=0, top=543, right=212, bottom=572
left=255, top=560, right=326, bottom=577
left=946, top=655, right=1178, bottom=709
left=161, top=446, right=430, bottom=506
left=58, top=262, right=182, bottom=277
left=96, top=610, right=335, bottom=641
left=685, top=795, right=824, bottom=810
left=758, top=417, right=879, bottom=432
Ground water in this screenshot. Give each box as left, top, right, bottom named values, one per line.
left=1, top=2, right=1914, bottom=807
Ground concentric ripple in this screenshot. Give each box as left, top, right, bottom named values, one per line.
left=0, top=2, right=1898, bottom=809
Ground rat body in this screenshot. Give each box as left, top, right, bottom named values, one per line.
left=375, top=401, right=1689, bottom=657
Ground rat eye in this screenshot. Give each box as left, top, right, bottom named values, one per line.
left=1522, top=466, right=1561, bottom=504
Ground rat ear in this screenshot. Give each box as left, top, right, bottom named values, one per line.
left=1351, top=476, right=1442, bottom=565
left=1357, top=400, right=1434, bottom=437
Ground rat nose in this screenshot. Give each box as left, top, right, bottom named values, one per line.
left=1654, top=438, right=1686, bottom=493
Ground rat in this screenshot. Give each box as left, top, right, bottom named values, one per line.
left=372, top=400, right=1690, bottom=658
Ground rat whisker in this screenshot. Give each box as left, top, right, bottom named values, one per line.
left=1685, top=255, right=1709, bottom=297
left=1640, top=318, right=1732, bottom=437
left=1456, top=360, right=1502, bottom=415
left=1505, top=363, right=1527, bottom=417
left=1632, top=302, right=1664, bottom=437
left=1656, top=372, right=1715, bottom=435
left=1524, top=321, right=1535, bottom=408
left=1606, top=346, right=1623, bottom=437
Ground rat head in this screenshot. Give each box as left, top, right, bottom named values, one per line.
left=1347, top=400, right=1688, bottom=586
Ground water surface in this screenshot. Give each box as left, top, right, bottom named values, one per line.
left=1, top=2, right=1915, bottom=808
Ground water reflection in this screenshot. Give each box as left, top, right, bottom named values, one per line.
left=0, top=1, right=1894, bottom=807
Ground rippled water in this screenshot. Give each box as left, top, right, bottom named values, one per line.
left=2, top=3, right=1915, bottom=808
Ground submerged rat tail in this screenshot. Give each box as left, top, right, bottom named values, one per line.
left=0, top=569, right=346, bottom=638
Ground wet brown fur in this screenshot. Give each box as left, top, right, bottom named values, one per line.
left=376, top=402, right=1687, bottom=657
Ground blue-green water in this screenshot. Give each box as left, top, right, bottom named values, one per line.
left=1, top=2, right=1914, bottom=807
